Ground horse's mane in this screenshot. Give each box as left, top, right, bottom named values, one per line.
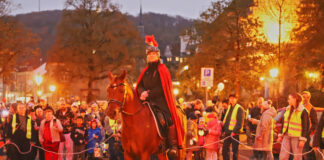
left=124, top=81, right=142, bottom=104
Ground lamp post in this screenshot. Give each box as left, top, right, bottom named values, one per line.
left=269, top=68, right=279, bottom=107
left=173, top=88, right=179, bottom=96
left=34, top=75, right=43, bottom=102
left=49, top=85, right=56, bottom=105
left=306, top=71, right=320, bottom=88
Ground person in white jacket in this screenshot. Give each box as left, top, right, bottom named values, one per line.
left=39, top=106, right=63, bottom=160
left=249, top=100, right=277, bottom=160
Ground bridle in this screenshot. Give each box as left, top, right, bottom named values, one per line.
left=107, top=82, right=145, bottom=116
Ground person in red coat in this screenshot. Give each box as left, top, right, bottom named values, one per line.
left=135, top=35, right=184, bottom=158
left=204, top=113, right=222, bottom=160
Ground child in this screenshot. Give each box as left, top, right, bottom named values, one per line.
left=196, top=117, right=207, bottom=159
left=39, top=107, right=63, bottom=160
left=204, top=113, right=222, bottom=160
left=186, top=113, right=198, bottom=160
left=88, top=120, right=102, bottom=160
left=71, top=116, right=88, bottom=160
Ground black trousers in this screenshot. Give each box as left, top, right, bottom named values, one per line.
left=6, top=143, right=36, bottom=160
left=303, top=136, right=316, bottom=160
left=222, top=133, right=239, bottom=160
left=253, top=150, right=267, bottom=160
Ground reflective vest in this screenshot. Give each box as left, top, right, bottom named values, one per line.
left=246, top=108, right=250, bottom=120
left=12, top=114, right=32, bottom=139
left=282, top=107, right=304, bottom=137
left=223, top=104, right=243, bottom=131
left=322, top=129, right=324, bottom=138
left=107, top=119, right=117, bottom=135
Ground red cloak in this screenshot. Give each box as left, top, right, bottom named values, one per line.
left=135, top=64, right=184, bottom=146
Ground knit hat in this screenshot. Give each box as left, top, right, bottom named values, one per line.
left=44, top=106, right=54, bottom=113
left=229, top=94, right=237, bottom=98
left=188, top=112, right=197, bottom=120
left=91, top=119, right=98, bottom=125
left=206, top=100, right=214, bottom=107
left=207, top=113, right=217, bottom=119
left=34, top=105, right=43, bottom=111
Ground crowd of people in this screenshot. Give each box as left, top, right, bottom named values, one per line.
left=179, top=91, right=323, bottom=160
left=0, top=90, right=323, bottom=160
left=0, top=97, right=124, bottom=160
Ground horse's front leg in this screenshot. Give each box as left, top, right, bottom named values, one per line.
left=139, top=152, right=152, bottom=160
left=157, top=152, right=167, bottom=160
left=124, top=151, right=135, bottom=160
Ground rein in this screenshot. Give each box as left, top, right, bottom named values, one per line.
left=107, top=83, right=145, bottom=116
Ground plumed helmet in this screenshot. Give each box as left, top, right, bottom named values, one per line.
left=145, top=35, right=160, bottom=56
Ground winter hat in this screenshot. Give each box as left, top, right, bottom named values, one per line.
left=229, top=94, right=237, bottom=98
left=91, top=119, right=98, bottom=125
left=34, top=105, right=43, bottom=111
left=188, top=112, right=197, bottom=120
left=206, top=100, right=214, bottom=107
left=207, top=113, right=217, bottom=119
left=44, top=106, right=54, bottom=113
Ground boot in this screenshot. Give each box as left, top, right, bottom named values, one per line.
left=167, top=125, right=178, bottom=159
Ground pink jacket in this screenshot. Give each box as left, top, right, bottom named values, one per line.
left=204, top=119, right=222, bottom=150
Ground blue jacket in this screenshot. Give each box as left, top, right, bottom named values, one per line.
left=87, top=127, right=102, bottom=154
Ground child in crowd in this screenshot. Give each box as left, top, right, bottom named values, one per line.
left=88, top=120, right=102, bottom=160
left=186, top=113, right=198, bottom=160
left=204, top=113, right=222, bottom=160
left=39, top=107, right=63, bottom=160
left=71, top=116, right=88, bottom=160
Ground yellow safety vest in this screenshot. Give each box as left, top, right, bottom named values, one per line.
left=223, top=104, right=243, bottom=131
left=12, top=114, right=32, bottom=139
left=246, top=108, right=249, bottom=120
left=282, top=107, right=304, bottom=137
left=108, top=119, right=117, bottom=134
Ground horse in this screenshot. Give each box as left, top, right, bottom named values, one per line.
left=106, top=71, right=186, bottom=160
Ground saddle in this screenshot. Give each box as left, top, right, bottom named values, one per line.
left=143, top=102, right=167, bottom=139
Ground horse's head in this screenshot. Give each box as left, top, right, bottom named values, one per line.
left=106, top=70, right=127, bottom=120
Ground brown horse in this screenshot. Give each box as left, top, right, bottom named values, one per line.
left=106, top=71, right=167, bottom=160
left=106, top=71, right=187, bottom=160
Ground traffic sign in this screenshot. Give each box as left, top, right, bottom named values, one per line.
left=201, top=68, right=214, bottom=87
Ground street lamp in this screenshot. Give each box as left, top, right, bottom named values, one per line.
left=34, top=75, right=43, bottom=86
left=307, top=72, right=319, bottom=79
left=37, top=90, right=43, bottom=96
left=49, top=85, right=56, bottom=92
left=183, top=65, right=189, bottom=71
left=173, top=88, right=179, bottom=96
left=260, top=77, right=265, bottom=81
left=269, top=68, right=279, bottom=78
left=49, top=85, right=56, bottom=105
left=217, top=82, right=225, bottom=91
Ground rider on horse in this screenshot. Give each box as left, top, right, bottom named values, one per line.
left=135, top=35, right=184, bottom=158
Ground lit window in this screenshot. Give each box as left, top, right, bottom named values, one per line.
left=175, top=57, right=179, bottom=61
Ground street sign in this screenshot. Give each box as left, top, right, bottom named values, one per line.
left=201, top=68, right=214, bottom=87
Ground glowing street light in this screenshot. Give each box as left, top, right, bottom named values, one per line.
left=173, top=88, right=179, bottom=96
left=49, top=85, right=56, bottom=92
left=37, top=90, right=43, bottom=96
left=260, top=77, right=265, bottom=81
left=217, top=82, right=225, bottom=91
left=269, top=68, right=279, bottom=78
left=307, top=72, right=319, bottom=79
left=34, top=75, right=43, bottom=86
left=183, top=65, right=189, bottom=71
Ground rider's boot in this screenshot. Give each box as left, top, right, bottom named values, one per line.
left=167, top=125, right=178, bottom=159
